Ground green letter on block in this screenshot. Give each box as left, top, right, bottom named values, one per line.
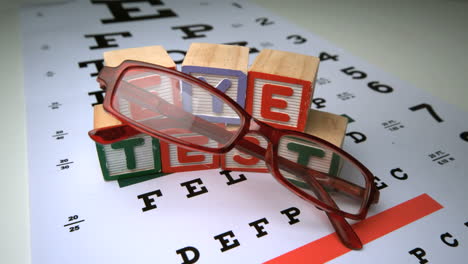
left=111, top=138, right=145, bottom=170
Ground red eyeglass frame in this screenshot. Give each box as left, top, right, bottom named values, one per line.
left=89, top=60, right=380, bottom=250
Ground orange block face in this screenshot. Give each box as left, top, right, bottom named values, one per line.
left=159, top=130, right=220, bottom=173
left=246, top=72, right=313, bottom=131
left=221, top=133, right=269, bottom=172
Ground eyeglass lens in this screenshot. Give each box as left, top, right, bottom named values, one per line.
left=113, top=68, right=243, bottom=149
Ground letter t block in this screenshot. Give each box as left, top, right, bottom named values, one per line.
left=246, top=49, right=319, bottom=131
left=278, top=109, right=348, bottom=187
left=93, top=105, right=163, bottom=181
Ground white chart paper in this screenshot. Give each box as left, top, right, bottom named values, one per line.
left=21, top=1, right=467, bottom=263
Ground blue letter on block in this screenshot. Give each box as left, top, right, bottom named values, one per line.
left=181, top=66, right=247, bottom=124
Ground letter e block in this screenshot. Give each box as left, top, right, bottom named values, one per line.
left=246, top=49, right=319, bottom=131
left=159, top=129, right=220, bottom=173
left=277, top=109, right=348, bottom=187
left=182, top=43, right=249, bottom=124
left=93, top=105, right=162, bottom=180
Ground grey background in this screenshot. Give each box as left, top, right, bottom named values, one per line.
left=0, top=0, right=466, bottom=263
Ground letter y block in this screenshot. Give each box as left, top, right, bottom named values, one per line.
left=181, top=43, right=249, bottom=125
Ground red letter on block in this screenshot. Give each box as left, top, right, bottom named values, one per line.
left=260, top=84, right=293, bottom=123
left=246, top=49, right=318, bottom=131
left=233, top=136, right=261, bottom=166
left=177, top=136, right=209, bottom=164
left=159, top=130, right=219, bottom=173
left=128, top=74, right=162, bottom=120
left=221, top=134, right=268, bottom=172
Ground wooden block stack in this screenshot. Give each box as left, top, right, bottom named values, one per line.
left=90, top=43, right=349, bottom=183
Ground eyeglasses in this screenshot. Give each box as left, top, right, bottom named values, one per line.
left=89, top=60, right=379, bottom=250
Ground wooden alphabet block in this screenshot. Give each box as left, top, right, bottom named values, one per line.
left=104, top=45, right=180, bottom=123
left=93, top=105, right=162, bottom=181
left=246, top=49, right=319, bottom=131
left=181, top=43, right=249, bottom=124
left=277, top=109, right=348, bottom=186
left=221, top=126, right=268, bottom=172
left=159, top=129, right=220, bottom=173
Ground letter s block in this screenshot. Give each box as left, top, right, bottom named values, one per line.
left=93, top=105, right=163, bottom=181
left=159, top=129, right=220, bottom=173
left=221, top=126, right=268, bottom=172
left=246, top=49, right=319, bottom=131
left=277, top=110, right=348, bottom=186
left=182, top=43, right=249, bottom=124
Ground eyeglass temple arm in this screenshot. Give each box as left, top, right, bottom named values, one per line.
left=234, top=138, right=364, bottom=249
left=296, top=161, right=364, bottom=250
left=233, top=139, right=378, bottom=204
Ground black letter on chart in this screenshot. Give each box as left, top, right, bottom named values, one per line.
left=220, top=170, right=247, bottom=186
left=78, top=59, right=104, bottom=77
left=176, top=246, right=200, bottom=264
left=390, top=168, right=408, bottom=180
left=346, top=131, right=367, bottom=144
left=312, top=98, right=326, bottom=109
left=137, top=189, right=163, bottom=212
left=281, top=207, right=301, bottom=225
left=180, top=178, right=208, bottom=198
left=88, top=90, right=106, bottom=106
left=440, top=232, right=459, bottom=247
left=373, top=176, right=388, bottom=190
left=171, top=24, right=213, bottom=39
left=91, top=0, right=177, bottom=24
left=84, top=32, right=132, bottom=49
left=249, top=218, right=269, bottom=238
left=408, top=247, right=429, bottom=264
left=214, top=231, right=240, bottom=252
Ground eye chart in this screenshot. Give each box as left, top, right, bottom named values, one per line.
left=20, top=1, right=467, bottom=263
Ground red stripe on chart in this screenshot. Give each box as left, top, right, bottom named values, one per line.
left=264, top=193, right=443, bottom=264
